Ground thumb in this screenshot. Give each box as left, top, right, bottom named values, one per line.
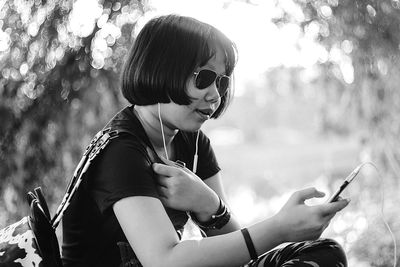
left=293, top=187, right=325, bottom=204
left=322, top=198, right=350, bottom=216
left=159, top=156, right=176, bottom=166
left=160, top=156, right=189, bottom=171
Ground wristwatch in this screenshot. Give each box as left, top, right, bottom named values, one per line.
left=190, top=198, right=231, bottom=230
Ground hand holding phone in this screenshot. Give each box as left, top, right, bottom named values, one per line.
left=327, top=164, right=362, bottom=203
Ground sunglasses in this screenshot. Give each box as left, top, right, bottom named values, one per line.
left=193, top=69, right=230, bottom=96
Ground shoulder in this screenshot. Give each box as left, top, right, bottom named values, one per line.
left=87, top=131, right=159, bottom=214
left=99, top=132, right=150, bottom=165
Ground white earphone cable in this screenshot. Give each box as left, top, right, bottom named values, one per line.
left=158, top=103, right=169, bottom=161
left=356, top=162, right=397, bottom=267
left=157, top=103, right=200, bottom=173
left=193, top=130, right=200, bottom=173
left=369, top=162, right=397, bottom=267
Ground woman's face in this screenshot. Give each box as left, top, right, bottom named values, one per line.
left=161, top=46, right=227, bottom=132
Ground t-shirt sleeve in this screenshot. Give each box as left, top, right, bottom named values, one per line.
left=195, top=131, right=221, bottom=180
left=87, top=135, right=159, bottom=214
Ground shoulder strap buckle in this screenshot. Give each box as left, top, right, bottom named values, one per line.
left=87, top=129, right=119, bottom=161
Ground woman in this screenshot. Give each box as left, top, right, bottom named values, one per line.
left=62, top=14, right=349, bottom=267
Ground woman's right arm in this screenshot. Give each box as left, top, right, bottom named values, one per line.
left=113, top=187, right=349, bottom=267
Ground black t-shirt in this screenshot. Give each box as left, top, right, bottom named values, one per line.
left=61, top=106, right=221, bottom=267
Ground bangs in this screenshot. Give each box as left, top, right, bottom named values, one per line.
left=195, top=30, right=237, bottom=77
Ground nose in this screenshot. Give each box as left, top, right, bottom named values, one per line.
left=205, top=81, right=221, bottom=103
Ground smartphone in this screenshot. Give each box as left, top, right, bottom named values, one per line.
left=327, top=165, right=361, bottom=203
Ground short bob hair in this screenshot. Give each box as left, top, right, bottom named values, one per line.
left=121, top=14, right=237, bottom=118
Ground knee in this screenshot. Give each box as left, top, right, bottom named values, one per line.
left=260, top=238, right=348, bottom=267
left=314, top=238, right=347, bottom=266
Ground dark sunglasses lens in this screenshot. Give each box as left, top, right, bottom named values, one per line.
left=196, top=70, right=217, bottom=89
left=218, top=77, right=230, bottom=95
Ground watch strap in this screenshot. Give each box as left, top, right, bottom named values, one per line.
left=190, top=198, right=231, bottom=230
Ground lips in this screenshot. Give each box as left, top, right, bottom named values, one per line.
left=195, top=108, right=214, bottom=119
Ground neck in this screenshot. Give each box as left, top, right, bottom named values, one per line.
left=134, top=105, right=178, bottom=156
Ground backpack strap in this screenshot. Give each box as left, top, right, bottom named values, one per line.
left=51, top=107, right=155, bottom=229
left=51, top=127, right=120, bottom=228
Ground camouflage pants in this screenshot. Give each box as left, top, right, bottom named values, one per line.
left=248, top=238, right=347, bottom=267
left=119, top=238, right=347, bottom=267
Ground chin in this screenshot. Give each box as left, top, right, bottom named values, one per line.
left=179, top=121, right=204, bottom=132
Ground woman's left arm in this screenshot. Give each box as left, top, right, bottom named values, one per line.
left=202, top=171, right=242, bottom=236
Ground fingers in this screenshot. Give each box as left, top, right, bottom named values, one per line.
left=161, top=156, right=194, bottom=175
left=152, top=162, right=180, bottom=176
left=156, top=191, right=170, bottom=207
left=159, top=156, right=186, bottom=170
left=155, top=174, right=169, bottom=188
left=291, top=187, right=325, bottom=204
left=159, top=156, right=176, bottom=166
left=322, top=198, right=350, bottom=216
left=157, top=185, right=168, bottom=197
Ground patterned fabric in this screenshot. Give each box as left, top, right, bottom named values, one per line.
left=118, top=238, right=346, bottom=267
left=0, top=217, right=43, bottom=267
left=249, top=238, right=347, bottom=267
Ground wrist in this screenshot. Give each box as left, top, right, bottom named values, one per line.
left=191, top=197, right=231, bottom=230
left=192, top=190, right=220, bottom=222
left=269, top=214, right=288, bottom=244
left=246, top=218, right=286, bottom=257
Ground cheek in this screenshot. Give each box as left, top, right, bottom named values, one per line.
left=186, top=80, right=205, bottom=100
left=172, top=105, right=195, bottom=120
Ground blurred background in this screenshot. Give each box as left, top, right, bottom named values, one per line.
left=0, top=0, right=399, bottom=266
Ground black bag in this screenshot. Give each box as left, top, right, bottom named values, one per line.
left=0, top=128, right=120, bottom=267
left=0, top=187, right=62, bottom=267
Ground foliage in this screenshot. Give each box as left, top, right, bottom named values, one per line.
left=274, top=0, right=400, bottom=265
left=0, top=0, right=146, bottom=226
left=283, top=0, right=400, bottom=171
